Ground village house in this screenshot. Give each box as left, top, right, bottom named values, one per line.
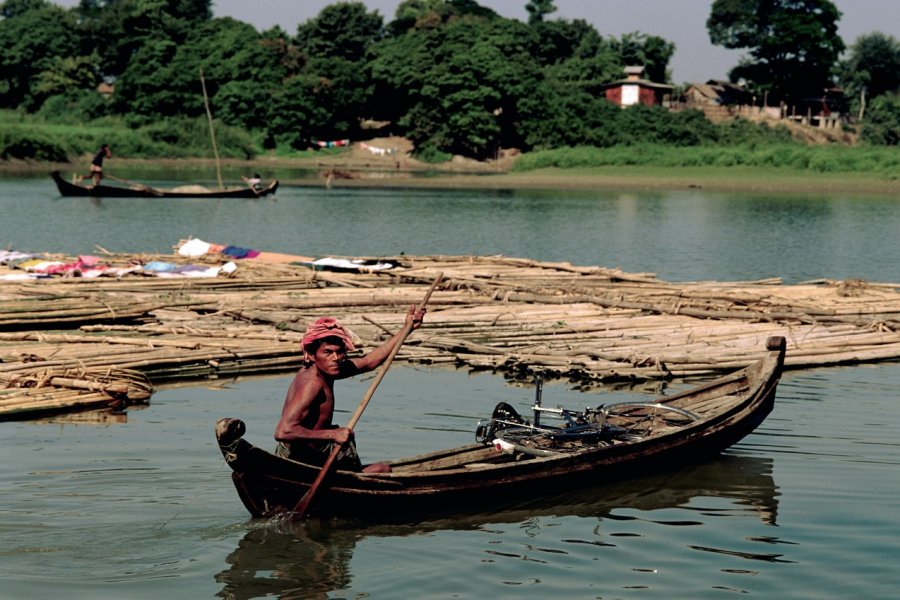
left=678, top=79, right=846, bottom=128
left=601, top=66, right=674, bottom=108
left=680, top=79, right=763, bottom=121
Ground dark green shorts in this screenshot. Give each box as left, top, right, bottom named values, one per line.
left=275, top=439, right=363, bottom=471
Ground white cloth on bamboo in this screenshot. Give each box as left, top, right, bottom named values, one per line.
left=305, top=257, right=398, bottom=272
left=0, top=251, right=34, bottom=264
left=178, top=238, right=211, bottom=257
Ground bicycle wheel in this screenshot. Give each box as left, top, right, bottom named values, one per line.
left=602, top=401, right=700, bottom=434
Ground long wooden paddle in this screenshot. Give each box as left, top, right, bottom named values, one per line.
left=292, top=273, right=443, bottom=517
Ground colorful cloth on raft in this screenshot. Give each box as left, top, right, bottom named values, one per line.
left=12, top=255, right=114, bottom=278
left=221, top=245, right=261, bottom=259
left=178, top=239, right=259, bottom=259
left=142, top=261, right=237, bottom=278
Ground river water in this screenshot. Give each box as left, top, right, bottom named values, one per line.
left=2, top=170, right=899, bottom=599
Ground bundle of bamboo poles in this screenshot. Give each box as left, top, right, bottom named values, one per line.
left=0, top=366, right=152, bottom=420
left=2, top=251, right=899, bottom=420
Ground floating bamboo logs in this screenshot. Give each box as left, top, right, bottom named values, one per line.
left=0, top=366, right=152, bottom=421
left=2, top=251, right=900, bottom=419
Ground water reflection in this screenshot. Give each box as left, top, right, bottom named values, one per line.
left=433, top=453, right=779, bottom=528
left=216, top=523, right=359, bottom=600
left=215, top=454, right=778, bottom=599
left=25, top=407, right=129, bottom=425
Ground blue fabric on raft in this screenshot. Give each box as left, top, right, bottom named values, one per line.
left=222, top=245, right=259, bottom=259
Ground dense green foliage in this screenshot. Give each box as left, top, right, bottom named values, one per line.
left=836, top=32, right=900, bottom=143
left=839, top=33, right=900, bottom=103
left=860, top=94, right=900, bottom=146
left=0, top=1, right=81, bottom=111
left=0, top=0, right=897, bottom=164
left=707, top=0, right=844, bottom=103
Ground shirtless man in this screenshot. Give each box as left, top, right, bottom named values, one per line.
left=78, top=144, right=111, bottom=187
left=275, top=306, right=425, bottom=473
left=242, top=173, right=262, bottom=189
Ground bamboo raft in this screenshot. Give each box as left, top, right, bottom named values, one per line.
left=2, top=251, right=899, bottom=419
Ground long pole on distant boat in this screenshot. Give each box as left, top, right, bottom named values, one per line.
left=199, top=68, right=224, bottom=190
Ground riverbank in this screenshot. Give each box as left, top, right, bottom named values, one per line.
left=325, top=165, right=900, bottom=195
left=4, top=154, right=899, bottom=195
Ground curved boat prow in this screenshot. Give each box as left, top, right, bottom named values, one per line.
left=767, top=335, right=786, bottom=353
left=216, top=417, right=246, bottom=447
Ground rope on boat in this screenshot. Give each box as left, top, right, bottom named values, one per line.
left=220, top=438, right=241, bottom=463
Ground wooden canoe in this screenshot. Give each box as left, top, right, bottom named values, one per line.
left=51, top=171, right=278, bottom=198
left=215, top=336, right=786, bottom=520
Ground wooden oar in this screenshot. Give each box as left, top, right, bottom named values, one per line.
left=292, top=273, right=443, bottom=517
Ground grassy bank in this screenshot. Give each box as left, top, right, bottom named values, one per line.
left=513, top=144, right=900, bottom=175
left=3, top=112, right=898, bottom=195
left=455, top=165, right=900, bottom=194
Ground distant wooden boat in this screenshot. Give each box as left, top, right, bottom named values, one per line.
left=51, top=171, right=278, bottom=198
left=216, top=336, right=786, bottom=519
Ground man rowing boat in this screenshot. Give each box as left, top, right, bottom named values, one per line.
left=275, top=307, right=425, bottom=473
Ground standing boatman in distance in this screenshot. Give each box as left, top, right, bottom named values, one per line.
left=274, top=306, right=426, bottom=473
left=78, top=143, right=111, bottom=187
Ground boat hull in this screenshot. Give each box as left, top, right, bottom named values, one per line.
left=51, top=171, right=278, bottom=198
left=216, top=337, right=786, bottom=519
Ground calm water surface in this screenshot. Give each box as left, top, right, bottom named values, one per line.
left=2, top=172, right=899, bottom=599
left=2, top=170, right=899, bottom=282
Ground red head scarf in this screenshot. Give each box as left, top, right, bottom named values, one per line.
left=301, top=317, right=356, bottom=352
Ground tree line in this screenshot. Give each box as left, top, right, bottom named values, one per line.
left=1, top=0, right=898, bottom=162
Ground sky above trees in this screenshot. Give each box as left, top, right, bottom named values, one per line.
left=52, top=0, right=900, bottom=83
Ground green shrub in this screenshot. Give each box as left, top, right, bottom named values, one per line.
left=806, top=149, right=844, bottom=172
left=35, top=91, right=112, bottom=124
left=861, top=94, right=900, bottom=146
left=0, top=111, right=261, bottom=161
left=0, top=126, right=68, bottom=161
left=137, top=118, right=256, bottom=159
left=414, top=144, right=452, bottom=164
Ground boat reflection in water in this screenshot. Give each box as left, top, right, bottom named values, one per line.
left=216, top=524, right=359, bottom=600
left=215, top=453, right=778, bottom=599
